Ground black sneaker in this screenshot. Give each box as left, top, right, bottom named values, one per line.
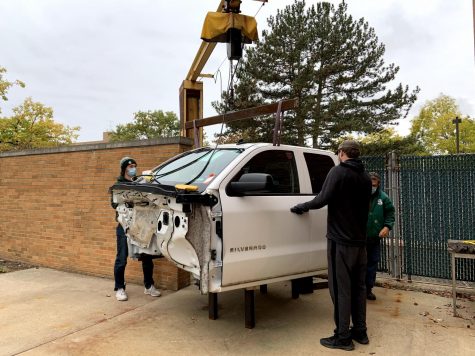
left=320, top=335, right=355, bottom=351
left=367, top=291, right=376, bottom=300
left=351, top=329, right=370, bottom=345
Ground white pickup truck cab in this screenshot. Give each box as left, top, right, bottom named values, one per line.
left=111, top=143, right=337, bottom=296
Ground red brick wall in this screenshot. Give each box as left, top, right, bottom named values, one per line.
left=0, top=138, right=193, bottom=290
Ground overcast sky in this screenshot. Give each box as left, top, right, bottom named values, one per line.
left=0, top=0, right=474, bottom=142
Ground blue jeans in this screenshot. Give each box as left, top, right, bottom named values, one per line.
left=114, top=224, right=154, bottom=290
left=366, top=242, right=381, bottom=291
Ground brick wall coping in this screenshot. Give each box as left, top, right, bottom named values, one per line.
left=0, top=137, right=194, bottom=158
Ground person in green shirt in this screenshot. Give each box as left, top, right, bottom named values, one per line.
left=366, top=172, right=395, bottom=301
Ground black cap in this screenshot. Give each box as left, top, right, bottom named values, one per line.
left=338, top=140, right=360, bottom=151
left=337, top=139, right=361, bottom=158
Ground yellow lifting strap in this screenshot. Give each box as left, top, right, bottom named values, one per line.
left=201, top=12, right=258, bottom=44
left=175, top=184, right=199, bottom=192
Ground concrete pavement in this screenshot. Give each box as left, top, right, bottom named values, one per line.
left=1, top=268, right=474, bottom=356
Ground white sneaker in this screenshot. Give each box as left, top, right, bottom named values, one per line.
left=116, top=288, right=128, bottom=301
left=144, top=285, right=161, bottom=297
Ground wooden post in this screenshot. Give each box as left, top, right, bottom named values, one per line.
left=452, top=117, right=462, bottom=154
left=184, top=98, right=298, bottom=130
left=179, top=80, right=203, bottom=147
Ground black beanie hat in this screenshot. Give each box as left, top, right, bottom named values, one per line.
left=120, top=156, right=137, bottom=175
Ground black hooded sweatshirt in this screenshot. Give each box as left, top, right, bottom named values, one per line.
left=300, top=158, right=372, bottom=247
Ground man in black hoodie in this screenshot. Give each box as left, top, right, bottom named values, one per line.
left=291, top=140, right=372, bottom=351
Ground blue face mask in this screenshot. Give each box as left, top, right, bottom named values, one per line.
left=372, top=187, right=377, bottom=194
left=127, top=167, right=137, bottom=177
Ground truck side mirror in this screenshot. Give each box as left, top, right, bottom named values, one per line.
left=226, top=173, right=274, bottom=196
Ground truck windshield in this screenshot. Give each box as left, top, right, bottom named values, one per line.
left=152, top=148, right=242, bottom=190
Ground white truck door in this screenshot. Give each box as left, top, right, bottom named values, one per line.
left=219, top=148, right=323, bottom=287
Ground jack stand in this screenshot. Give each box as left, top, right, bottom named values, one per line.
left=291, top=277, right=314, bottom=299
left=245, top=288, right=255, bottom=329
left=291, top=279, right=300, bottom=299
left=209, top=292, right=218, bottom=320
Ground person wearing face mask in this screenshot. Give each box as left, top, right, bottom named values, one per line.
left=111, top=156, right=161, bottom=301
left=365, top=172, right=395, bottom=301
left=290, top=140, right=372, bottom=351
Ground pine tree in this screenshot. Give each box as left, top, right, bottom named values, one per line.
left=213, top=0, right=419, bottom=148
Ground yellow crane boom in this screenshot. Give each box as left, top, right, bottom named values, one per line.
left=180, top=0, right=267, bottom=142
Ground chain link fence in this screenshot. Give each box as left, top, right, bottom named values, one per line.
left=361, top=153, right=475, bottom=282
left=400, top=155, right=475, bottom=281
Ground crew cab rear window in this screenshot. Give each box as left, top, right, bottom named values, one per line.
left=303, top=153, right=335, bottom=194
left=231, top=150, right=300, bottom=194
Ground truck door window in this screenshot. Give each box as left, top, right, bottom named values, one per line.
left=303, top=153, right=335, bottom=194
left=232, top=150, right=300, bottom=194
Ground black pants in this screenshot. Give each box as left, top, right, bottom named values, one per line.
left=366, top=242, right=381, bottom=291
left=114, top=224, right=155, bottom=290
left=327, top=239, right=367, bottom=340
